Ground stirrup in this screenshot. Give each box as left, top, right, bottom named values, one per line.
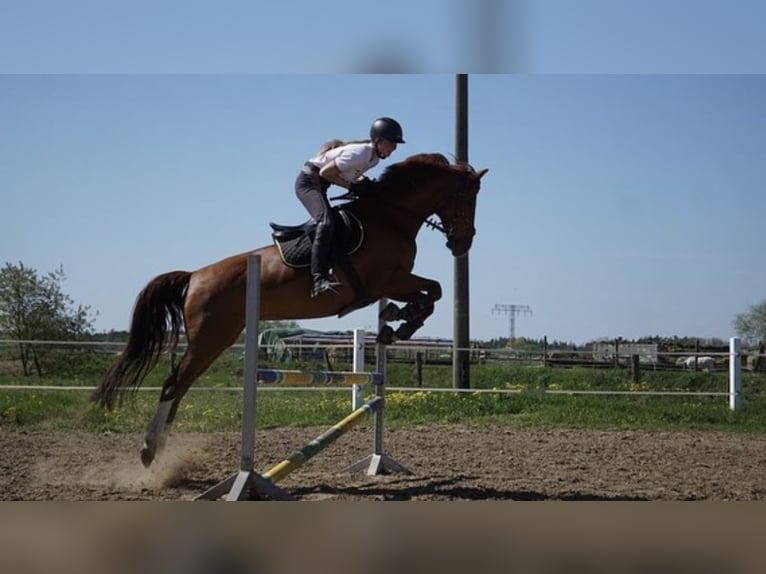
left=311, top=276, right=342, bottom=297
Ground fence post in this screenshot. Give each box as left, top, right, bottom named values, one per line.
left=415, top=352, right=423, bottom=387
left=695, top=339, right=701, bottom=371
left=729, top=337, right=742, bottom=411
left=352, top=329, right=365, bottom=410
left=376, top=299, right=388, bottom=376
left=630, top=354, right=640, bottom=384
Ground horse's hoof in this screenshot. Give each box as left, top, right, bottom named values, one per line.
left=140, top=444, right=155, bottom=468
left=376, top=325, right=395, bottom=345
left=378, top=302, right=401, bottom=322
left=395, top=321, right=423, bottom=341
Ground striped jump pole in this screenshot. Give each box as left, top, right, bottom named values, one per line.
left=257, top=368, right=383, bottom=387
left=262, top=396, right=382, bottom=485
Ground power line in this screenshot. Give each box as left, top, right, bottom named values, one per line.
left=491, top=304, right=532, bottom=341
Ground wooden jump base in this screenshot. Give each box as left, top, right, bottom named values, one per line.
left=196, top=254, right=408, bottom=501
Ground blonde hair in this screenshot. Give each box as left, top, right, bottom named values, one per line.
left=317, top=138, right=370, bottom=154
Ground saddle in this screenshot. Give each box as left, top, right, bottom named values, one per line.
left=269, top=208, right=364, bottom=269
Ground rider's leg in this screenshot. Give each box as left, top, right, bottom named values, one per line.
left=310, top=219, right=341, bottom=296
left=295, top=169, right=341, bottom=296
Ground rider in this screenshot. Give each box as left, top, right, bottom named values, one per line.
left=296, top=117, right=405, bottom=297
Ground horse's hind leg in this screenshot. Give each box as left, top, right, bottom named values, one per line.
left=141, top=339, right=238, bottom=467
left=141, top=368, right=183, bottom=468
left=142, top=386, right=175, bottom=467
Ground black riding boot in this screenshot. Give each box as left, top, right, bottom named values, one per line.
left=310, top=222, right=341, bottom=297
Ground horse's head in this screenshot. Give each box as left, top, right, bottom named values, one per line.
left=375, top=154, right=488, bottom=256
left=435, top=163, right=488, bottom=256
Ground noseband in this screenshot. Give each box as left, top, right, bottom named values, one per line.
left=426, top=172, right=476, bottom=239
left=372, top=166, right=477, bottom=239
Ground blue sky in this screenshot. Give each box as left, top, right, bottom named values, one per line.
left=2, top=3, right=766, bottom=344
left=4, top=74, right=765, bottom=344
left=2, top=1, right=766, bottom=73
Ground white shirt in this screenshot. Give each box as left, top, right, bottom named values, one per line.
left=308, top=142, right=379, bottom=183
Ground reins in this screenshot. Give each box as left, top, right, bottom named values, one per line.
left=424, top=217, right=448, bottom=234
left=334, top=158, right=476, bottom=239
left=362, top=173, right=469, bottom=238
left=389, top=171, right=475, bottom=238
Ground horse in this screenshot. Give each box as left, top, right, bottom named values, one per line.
left=680, top=356, right=716, bottom=371
left=91, top=152, right=488, bottom=467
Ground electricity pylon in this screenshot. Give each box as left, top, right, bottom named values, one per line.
left=492, top=304, right=532, bottom=342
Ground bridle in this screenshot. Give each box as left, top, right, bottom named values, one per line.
left=424, top=216, right=448, bottom=234
left=424, top=172, right=477, bottom=240
left=338, top=165, right=477, bottom=239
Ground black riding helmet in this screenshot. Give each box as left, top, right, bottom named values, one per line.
left=370, top=117, right=405, bottom=144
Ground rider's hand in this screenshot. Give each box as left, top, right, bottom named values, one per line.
left=348, top=176, right=376, bottom=197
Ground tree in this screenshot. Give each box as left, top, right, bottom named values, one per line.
left=734, top=300, right=766, bottom=345
left=0, top=262, right=96, bottom=375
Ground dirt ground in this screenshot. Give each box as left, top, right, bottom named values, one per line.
left=2, top=425, right=766, bottom=501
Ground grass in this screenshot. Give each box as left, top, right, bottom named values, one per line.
left=2, top=353, right=766, bottom=434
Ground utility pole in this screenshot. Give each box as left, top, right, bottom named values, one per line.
left=453, top=74, right=470, bottom=389
left=492, top=304, right=532, bottom=344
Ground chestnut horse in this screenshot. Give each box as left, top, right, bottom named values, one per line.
left=92, top=153, right=487, bottom=467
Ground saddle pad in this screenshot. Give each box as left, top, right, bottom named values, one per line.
left=274, top=211, right=364, bottom=269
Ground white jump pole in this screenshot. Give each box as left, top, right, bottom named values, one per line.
left=343, top=298, right=410, bottom=476
left=236, top=254, right=261, bottom=477
left=352, top=328, right=365, bottom=410
left=729, top=337, right=742, bottom=411
left=196, top=254, right=291, bottom=501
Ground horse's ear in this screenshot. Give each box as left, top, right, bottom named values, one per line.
left=476, top=168, right=489, bottom=180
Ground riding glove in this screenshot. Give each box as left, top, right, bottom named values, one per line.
left=348, top=177, right=376, bottom=198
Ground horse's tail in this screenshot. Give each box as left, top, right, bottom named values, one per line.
left=91, top=270, right=191, bottom=409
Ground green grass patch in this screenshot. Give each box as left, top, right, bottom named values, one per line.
left=2, top=358, right=766, bottom=435
left=3, top=386, right=766, bottom=435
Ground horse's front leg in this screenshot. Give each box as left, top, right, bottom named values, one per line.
left=377, top=274, right=442, bottom=344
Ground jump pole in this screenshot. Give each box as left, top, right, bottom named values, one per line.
left=262, top=396, right=382, bottom=485
left=343, top=304, right=410, bottom=477
left=729, top=337, right=742, bottom=411
left=197, top=254, right=408, bottom=501
left=352, top=328, right=365, bottom=410
left=256, top=368, right=380, bottom=386
left=197, top=254, right=291, bottom=501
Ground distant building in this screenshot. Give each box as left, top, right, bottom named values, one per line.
left=259, top=329, right=461, bottom=364
left=592, top=342, right=658, bottom=364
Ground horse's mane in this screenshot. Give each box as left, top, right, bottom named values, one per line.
left=375, top=153, right=473, bottom=192
left=340, top=153, right=474, bottom=212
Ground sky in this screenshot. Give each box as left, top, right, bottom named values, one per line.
left=2, top=2, right=766, bottom=345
